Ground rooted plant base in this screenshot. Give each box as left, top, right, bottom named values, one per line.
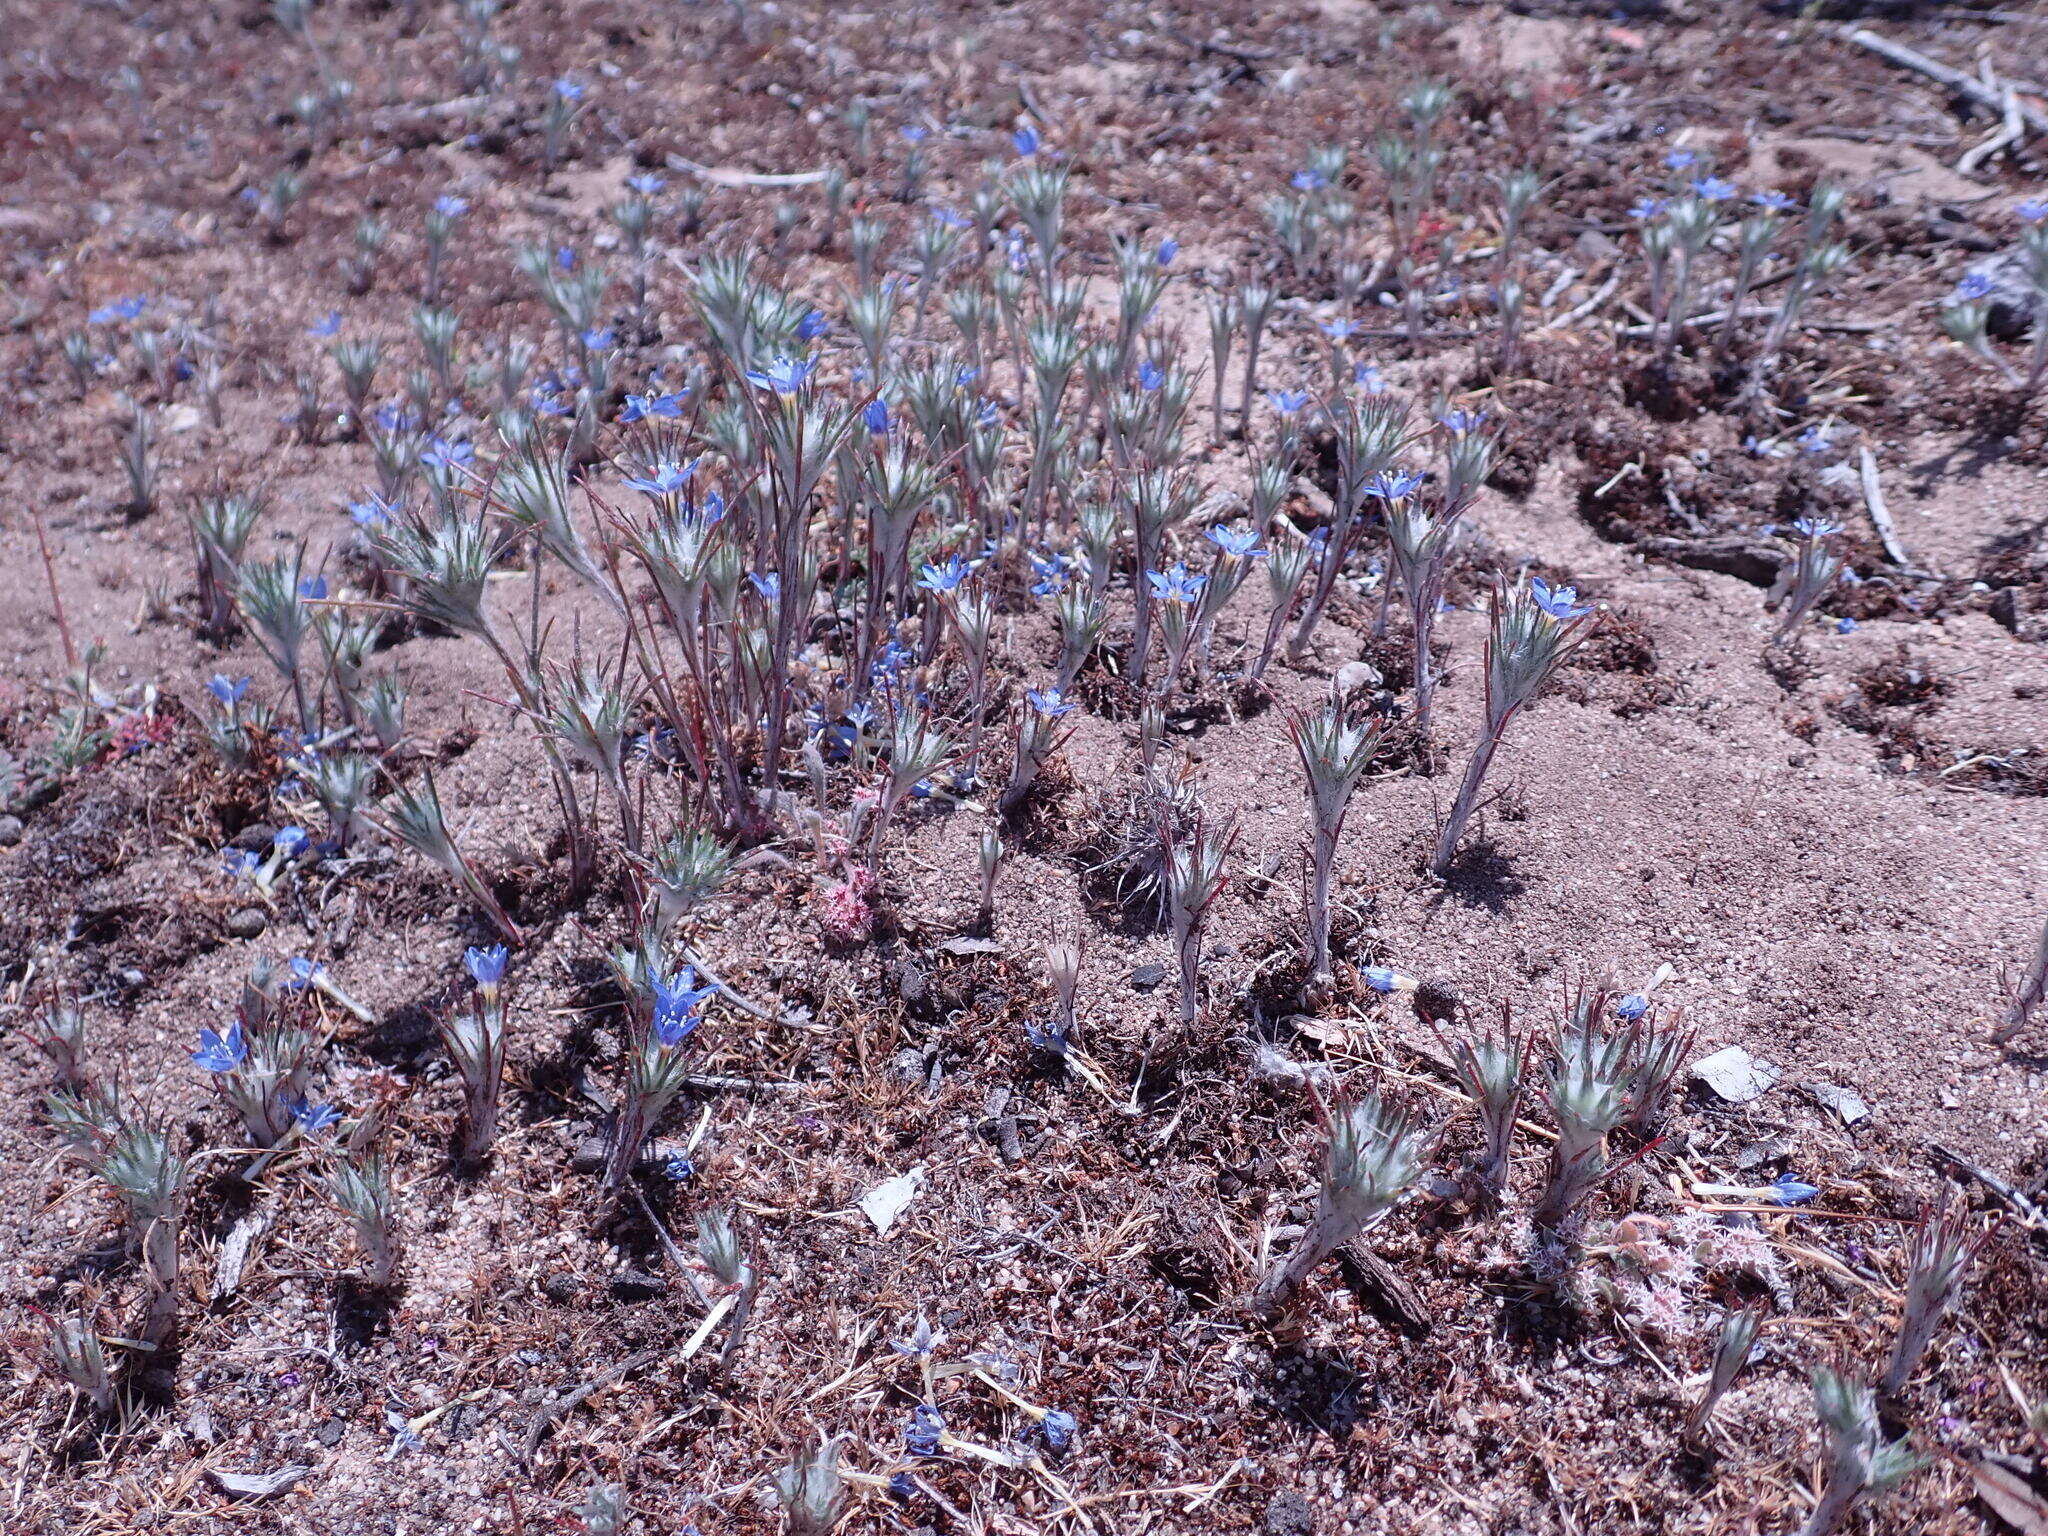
left=3, top=4, right=2048, bottom=1536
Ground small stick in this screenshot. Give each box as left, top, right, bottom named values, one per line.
left=1857, top=446, right=1913, bottom=568
left=31, top=505, right=77, bottom=674
left=1956, top=84, right=2027, bottom=176
left=1927, top=1141, right=2045, bottom=1230
left=1841, top=26, right=2048, bottom=137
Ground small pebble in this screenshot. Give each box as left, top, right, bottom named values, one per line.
left=226, top=907, right=268, bottom=939
left=0, top=815, right=22, bottom=846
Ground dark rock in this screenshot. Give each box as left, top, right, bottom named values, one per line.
left=541, top=1271, right=579, bottom=1303
left=229, top=823, right=278, bottom=853
left=1130, top=963, right=1167, bottom=992
left=0, top=815, right=22, bottom=846
left=610, top=1268, right=667, bottom=1302
left=226, top=907, right=268, bottom=939
left=1263, top=1487, right=1316, bottom=1536
left=313, top=1419, right=346, bottom=1447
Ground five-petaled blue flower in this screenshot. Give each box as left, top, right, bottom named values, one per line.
left=309, top=312, right=342, bottom=338
left=620, top=389, right=687, bottom=423
left=1266, top=389, right=1309, bottom=416
left=194, top=1020, right=248, bottom=1073
left=297, top=575, right=328, bottom=601
left=1751, top=189, right=1796, bottom=211
left=1366, top=469, right=1424, bottom=501
left=221, top=847, right=261, bottom=881
left=89, top=296, right=147, bottom=325
left=796, top=309, right=829, bottom=342
left=1145, top=565, right=1206, bottom=605
left=1438, top=408, right=1485, bottom=435
left=274, top=825, right=311, bottom=858
left=465, top=944, right=508, bottom=987
left=1027, top=687, right=1078, bottom=717
left=652, top=966, right=714, bottom=1048
left=434, top=194, right=467, bottom=219
left=863, top=397, right=892, bottom=437
left=1615, top=993, right=1650, bottom=1021
left=1207, top=525, right=1265, bottom=559
left=748, top=570, right=781, bottom=603
left=1012, top=124, right=1040, bottom=157
left=1953, top=272, right=1995, bottom=302
left=1792, top=516, right=1842, bottom=540
left=917, top=555, right=971, bottom=592
left=348, top=495, right=393, bottom=528
left=901, top=124, right=929, bottom=143
left=1691, top=176, right=1737, bottom=202
left=1628, top=197, right=1665, bottom=221
left=1136, top=359, right=1166, bottom=391
left=288, top=1095, right=342, bottom=1133
left=420, top=437, right=474, bottom=472
left=1529, top=576, right=1593, bottom=621
left=581, top=327, right=615, bottom=352
left=625, top=458, right=699, bottom=499
left=1664, top=149, right=1697, bottom=170
left=745, top=355, right=816, bottom=394
left=1042, top=1410, right=1077, bottom=1453
left=553, top=77, right=583, bottom=100
left=1291, top=168, right=1329, bottom=192
left=1836, top=616, right=1857, bottom=634
left=627, top=172, right=665, bottom=196
left=1768, top=1173, right=1820, bottom=1206
left=1320, top=317, right=1359, bottom=341
left=208, top=674, right=250, bottom=706
left=1796, top=425, right=1832, bottom=454
left=2019, top=200, right=2048, bottom=225
left=1361, top=966, right=1399, bottom=994
left=1156, top=237, right=1179, bottom=267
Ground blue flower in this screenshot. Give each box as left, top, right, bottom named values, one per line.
left=662, top=1153, right=694, bottom=1181
left=1012, top=124, right=1040, bottom=157
left=917, top=555, right=971, bottom=592
left=221, top=847, right=261, bottom=881
left=1320, top=317, right=1359, bottom=340
left=287, top=956, right=325, bottom=991
left=863, top=397, right=892, bottom=437
left=1437, top=408, right=1485, bottom=435
left=1145, top=564, right=1206, bottom=605
left=1664, top=148, right=1697, bottom=170
left=1041, top=1409, right=1077, bottom=1452
left=208, top=674, right=251, bottom=706
left=1768, top=1173, right=1820, bottom=1206
left=465, top=944, right=508, bottom=987
left=556, top=246, right=577, bottom=270
left=1614, top=993, right=1650, bottom=1021
left=1796, top=425, right=1832, bottom=455
left=1266, top=389, right=1309, bottom=416
left=626, top=173, right=665, bottom=196
left=287, top=1095, right=341, bottom=1132
left=1836, top=616, right=1858, bottom=634
left=1366, top=469, right=1424, bottom=501
left=1156, top=237, right=1179, bottom=267
left=653, top=967, right=714, bottom=1048
left=1028, top=549, right=1068, bottom=597
left=1691, top=176, right=1737, bottom=202
left=1791, top=517, right=1842, bottom=540
left=1751, top=189, right=1797, bottom=212
left=2019, top=199, right=2048, bottom=225
left=1206, top=525, right=1265, bottom=559
left=297, top=575, right=328, bottom=601
left=309, top=311, right=342, bottom=338
left=905, top=1403, right=945, bottom=1457
left=796, top=308, right=829, bottom=342
left=1628, top=197, right=1665, bottom=221
left=581, top=327, right=615, bottom=352
left=194, top=1020, right=248, bottom=1073
left=89, top=295, right=147, bottom=325
left=1361, top=966, right=1398, bottom=994
left=348, top=495, right=393, bottom=528
left=619, top=389, right=687, bottom=423
left=1136, top=359, right=1166, bottom=391
left=434, top=194, right=468, bottom=219
left=553, top=77, right=584, bottom=101
left=624, top=458, right=699, bottom=498
left=1291, top=168, right=1329, bottom=192
left=748, top=570, right=781, bottom=602
left=1354, top=363, right=1386, bottom=393
left=1954, top=272, right=1995, bottom=302
left=1027, top=688, right=1078, bottom=717
left=1529, top=576, right=1593, bottom=621
left=273, top=825, right=311, bottom=858
left=901, top=124, right=929, bottom=144
left=932, top=207, right=972, bottom=230
left=420, top=437, right=474, bottom=472
left=744, top=355, right=816, bottom=394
